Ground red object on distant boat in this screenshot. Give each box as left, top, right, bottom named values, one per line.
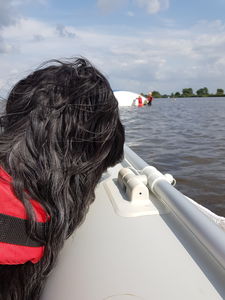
left=138, top=96, right=143, bottom=107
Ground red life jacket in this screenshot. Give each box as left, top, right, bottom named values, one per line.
left=0, top=167, right=49, bottom=265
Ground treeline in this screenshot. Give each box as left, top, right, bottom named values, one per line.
left=142, top=88, right=225, bottom=98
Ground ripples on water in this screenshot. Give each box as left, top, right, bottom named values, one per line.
left=119, top=97, right=225, bottom=217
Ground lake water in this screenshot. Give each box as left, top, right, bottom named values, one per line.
left=119, top=97, right=225, bottom=217
left=1, top=97, right=225, bottom=217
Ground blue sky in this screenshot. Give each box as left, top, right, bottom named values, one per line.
left=1, top=0, right=225, bottom=95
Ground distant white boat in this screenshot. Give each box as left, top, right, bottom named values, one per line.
left=114, top=90, right=147, bottom=107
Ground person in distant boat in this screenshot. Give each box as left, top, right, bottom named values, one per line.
left=137, top=95, right=143, bottom=107
left=147, top=92, right=153, bottom=106
left=0, top=57, right=125, bottom=300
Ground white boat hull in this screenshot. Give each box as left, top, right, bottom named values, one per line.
left=114, top=91, right=147, bottom=107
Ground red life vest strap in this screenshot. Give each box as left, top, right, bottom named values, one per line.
left=0, top=213, right=48, bottom=247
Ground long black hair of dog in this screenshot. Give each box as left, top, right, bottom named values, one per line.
left=0, top=57, right=125, bottom=299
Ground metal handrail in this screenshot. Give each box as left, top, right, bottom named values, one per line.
left=124, top=144, right=225, bottom=270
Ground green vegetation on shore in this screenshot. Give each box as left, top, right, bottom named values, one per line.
left=142, top=88, right=225, bottom=98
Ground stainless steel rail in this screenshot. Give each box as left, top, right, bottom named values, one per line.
left=124, top=144, right=225, bottom=270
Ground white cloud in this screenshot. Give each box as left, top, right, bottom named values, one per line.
left=135, top=0, right=169, bottom=14
left=127, top=11, right=135, bottom=17
left=0, top=0, right=47, bottom=28
left=56, top=24, right=76, bottom=38
left=0, top=79, right=5, bottom=89
left=0, top=0, right=47, bottom=54
left=97, top=0, right=169, bottom=14
left=0, top=0, right=17, bottom=28
left=0, top=41, right=14, bottom=53
left=1, top=18, right=225, bottom=95
left=2, top=18, right=54, bottom=39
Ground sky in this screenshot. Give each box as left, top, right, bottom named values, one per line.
left=1, top=0, right=225, bottom=95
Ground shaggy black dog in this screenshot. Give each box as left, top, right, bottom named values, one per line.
left=0, top=58, right=124, bottom=299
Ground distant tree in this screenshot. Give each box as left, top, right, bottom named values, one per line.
left=182, top=88, right=194, bottom=98
left=170, top=92, right=174, bottom=98
left=216, top=88, right=224, bottom=96
left=174, top=92, right=181, bottom=98
left=196, top=87, right=209, bottom=97
left=152, top=91, right=161, bottom=98
left=162, top=94, right=169, bottom=98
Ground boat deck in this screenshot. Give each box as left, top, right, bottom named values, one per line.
left=41, top=160, right=225, bottom=300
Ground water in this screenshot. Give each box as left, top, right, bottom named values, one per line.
left=1, top=97, right=225, bottom=217
left=119, top=97, right=225, bottom=217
